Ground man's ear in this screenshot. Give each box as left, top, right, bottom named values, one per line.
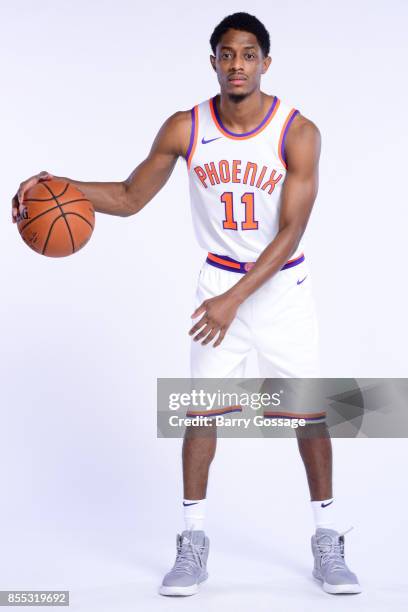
left=210, top=55, right=216, bottom=71
left=261, top=55, right=272, bottom=75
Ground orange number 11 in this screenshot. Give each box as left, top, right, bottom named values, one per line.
left=221, top=192, right=258, bottom=231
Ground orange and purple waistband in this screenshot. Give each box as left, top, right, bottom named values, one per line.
left=206, top=252, right=305, bottom=274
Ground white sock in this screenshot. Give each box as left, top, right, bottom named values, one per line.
left=183, top=498, right=206, bottom=531
left=311, top=497, right=336, bottom=530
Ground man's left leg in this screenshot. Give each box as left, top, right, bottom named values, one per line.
left=296, top=423, right=362, bottom=594
left=253, top=261, right=361, bottom=594
left=296, top=422, right=333, bottom=520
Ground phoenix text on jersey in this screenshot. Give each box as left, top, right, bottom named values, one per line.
left=193, top=159, right=283, bottom=194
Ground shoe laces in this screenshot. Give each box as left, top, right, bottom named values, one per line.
left=172, top=529, right=206, bottom=576
left=317, top=526, right=353, bottom=573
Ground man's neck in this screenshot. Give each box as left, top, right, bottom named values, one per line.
left=217, top=89, right=271, bottom=133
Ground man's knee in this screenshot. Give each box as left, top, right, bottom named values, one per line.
left=296, top=421, right=330, bottom=441
left=184, top=420, right=217, bottom=440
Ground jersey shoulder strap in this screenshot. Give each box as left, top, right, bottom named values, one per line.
left=186, top=99, right=215, bottom=168
left=265, top=97, right=301, bottom=169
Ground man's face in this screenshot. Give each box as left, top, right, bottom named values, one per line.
left=210, top=29, right=271, bottom=99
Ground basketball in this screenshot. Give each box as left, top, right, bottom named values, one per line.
left=17, top=179, right=95, bottom=257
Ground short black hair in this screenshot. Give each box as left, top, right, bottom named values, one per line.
left=210, top=12, right=270, bottom=57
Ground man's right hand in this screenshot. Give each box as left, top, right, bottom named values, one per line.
left=11, top=170, right=54, bottom=223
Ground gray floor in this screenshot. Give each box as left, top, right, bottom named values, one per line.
left=0, top=518, right=406, bottom=612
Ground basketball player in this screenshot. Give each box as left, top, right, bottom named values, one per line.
left=12, top=12, right=361, bottom=597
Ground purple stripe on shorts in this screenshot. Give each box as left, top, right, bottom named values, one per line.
left=263, top=414, right=326, bottom=421
left=281, top=254, right=305, bottom=270
left=206, top=253, right=305, bottom=274
left=186, top=407, right=243, bottom=418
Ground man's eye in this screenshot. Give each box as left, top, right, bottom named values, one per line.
left=245, top=53, right=255, bottom=60
left=221, top=53, right=232, bottom=59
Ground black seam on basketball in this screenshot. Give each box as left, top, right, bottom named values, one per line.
left=42, top=182, right=75, bottom=253
left=42, top=214, right=64, bottom=255
left=24, top=182, right=70, bottom=202
left=62, top=212, right=95, bottom=230
left=19, top=199, right=90, bottom=231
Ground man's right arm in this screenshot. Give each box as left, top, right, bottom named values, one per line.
left=11, top=110, right=191, bottom=222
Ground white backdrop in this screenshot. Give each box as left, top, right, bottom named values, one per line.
left=1, top=1, right=407, bottom=610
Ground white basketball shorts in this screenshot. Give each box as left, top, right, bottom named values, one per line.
left=188, top=253, right=324, bottom=423
left=191, top=256, right=320, bottom=378
left=191, top=252, right=320, bottom=377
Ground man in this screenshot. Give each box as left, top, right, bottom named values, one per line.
left=12, top=11, right=361, bottom=598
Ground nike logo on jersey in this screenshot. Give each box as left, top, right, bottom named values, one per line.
left=321, top=500, right=333, bottom=508
left=297, top=275, right=308, bottom=285
left=183, top=502, right=199, bottom=507
left=201, top=136, right=222, bottom=144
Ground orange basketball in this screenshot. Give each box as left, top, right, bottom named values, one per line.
left=17, top=179, right=95, bottom=257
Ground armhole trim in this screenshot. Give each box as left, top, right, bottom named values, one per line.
left=186, top=106, right=199, bottom=168
left=278, top=108, right=299, bottom=169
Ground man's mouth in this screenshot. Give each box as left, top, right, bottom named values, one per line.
left=228, top=74, right=247, bottom=86
left=228, top=74, right=247, bottom=82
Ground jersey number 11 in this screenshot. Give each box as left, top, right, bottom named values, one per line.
left=221, top=192, right=258, bottom=231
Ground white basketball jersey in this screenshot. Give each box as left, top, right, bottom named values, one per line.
left=186, top=95, right=303, bottom=262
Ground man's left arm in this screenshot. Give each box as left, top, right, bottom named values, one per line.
left=189, top=115, right=321, bottom=347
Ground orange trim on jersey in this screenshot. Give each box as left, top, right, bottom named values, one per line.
left=207, top=253, right=241, bottom=269
left=187, top=106, right=199, bottom=169
left=209, top=96, right=280, bottom=140
left=278, top=108, right=299, bottom=168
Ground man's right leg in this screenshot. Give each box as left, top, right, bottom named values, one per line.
left=183, top=420, right=217, bottom=502
left=159, top=262, right=251, bottom=596
left=182, top=262, right=252, bottom=530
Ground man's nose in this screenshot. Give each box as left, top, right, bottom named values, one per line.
left=230, top=56, right=244, bottom=71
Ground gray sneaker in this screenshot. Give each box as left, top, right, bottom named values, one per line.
left=311, top=527, right=362, bottom=594
left=159, top=529, right=209, bottom=596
